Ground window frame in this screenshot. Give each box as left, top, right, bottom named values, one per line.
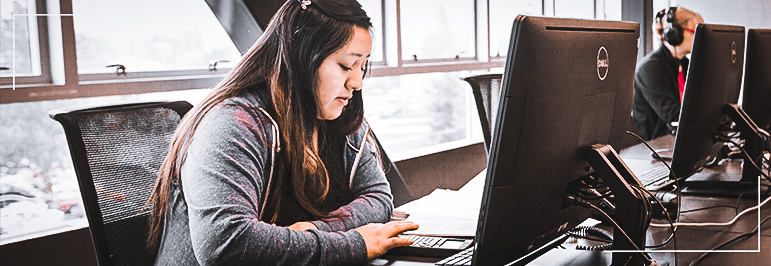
left=1, top=0, right=507, bottom=103
left=70, top=0, right=242, bottom=82
left=396, top=0, right=480, bottom=65
left=1, top=0, right=629, bottom=104
left=0, top=0, right=53, bottom=86
left=368, top=0, right=503, bottom=77
left=0, top=0, right=230, bottom=104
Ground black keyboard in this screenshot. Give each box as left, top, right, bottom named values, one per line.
left=637, top=165, right=673, bottom=190
left=435, top=246, right=473, bottom=266
left=388, top=235, right=473, bottom=258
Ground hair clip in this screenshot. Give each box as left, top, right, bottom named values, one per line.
left=300, top=0, right=311, bottom=10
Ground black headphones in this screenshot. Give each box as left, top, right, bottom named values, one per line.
left=663, top=7, right=685, bottom=46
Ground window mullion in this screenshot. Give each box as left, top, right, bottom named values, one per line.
left=544, top=0, right=555, bottom=16
left=384, top=0, right=400, bottom=68
left=49, top=0, right=77, bottom=86
left=476, top=0, right=488, bottom=62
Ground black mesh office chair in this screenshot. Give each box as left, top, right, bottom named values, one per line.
left=463, top=73, right=503, bottom=155
left=49, top=101, right=192, bottom=266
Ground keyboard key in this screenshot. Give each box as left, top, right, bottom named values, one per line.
left=637, top=165, right=675, bottom=190
left=436, top=246, right=474, bottom=266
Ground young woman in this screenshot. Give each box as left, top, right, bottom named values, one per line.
left=147, top=0, right=418, bottom=265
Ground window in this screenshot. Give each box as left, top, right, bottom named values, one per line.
left=489, top=0, right=543, bottom=58
left=1, top=0, right=38, bottom=77
left=72, top=0, right=241, bottom=79
left=399, top=0, right=476, bottom=62
left=363, top=71, right=482, bottom=155
left=357, top=0, right=384, bottom=64
left=601, top=0, right=623, bottom=21
left=554, top=0, right=596, bottom=19
left=0, top=0, right=50, bottom=85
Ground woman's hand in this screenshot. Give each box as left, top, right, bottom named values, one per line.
left=355, top=221, right=420, bottom=260
left=288, top=221, right=318, bottom=231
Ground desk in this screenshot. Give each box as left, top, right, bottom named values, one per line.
left=620, top=134, right=748, bottom=183
left=366, top=136, right=771, bottom=266
left=622, top=135, right=771, bottom=266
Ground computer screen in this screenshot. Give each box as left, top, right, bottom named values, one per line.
left=473, top=16, right=639, bottom=266
left=740, top=29, right=771, bottom=182
left=669, top=24, right=745, bottom=182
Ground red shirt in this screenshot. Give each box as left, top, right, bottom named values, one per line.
left=678, top=70, right=685, bottom=101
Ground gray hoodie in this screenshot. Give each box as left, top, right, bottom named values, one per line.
left=154, top=88, right=393, bottom=265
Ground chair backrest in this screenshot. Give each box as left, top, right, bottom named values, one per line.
left=463, top=73, right=503, bottom=155
left=49, top=101, right=192, bottom=266
left=369, top=130, right=413, bottom=207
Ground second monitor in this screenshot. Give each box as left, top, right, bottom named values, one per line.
left=670, top=23, right=746, bottom=182
left=739, top=28, right=771, bottom=183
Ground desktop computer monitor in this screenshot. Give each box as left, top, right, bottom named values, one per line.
left=740, top=29, right=771, bottom=182
left=473, top=16, right=639, bottom=266
left=669, top=24, right=746, bottom=185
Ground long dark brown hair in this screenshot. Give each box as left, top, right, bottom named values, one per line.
left=146, top=0, right=372, bottom=251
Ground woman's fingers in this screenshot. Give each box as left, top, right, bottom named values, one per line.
left=381, top=221, right=420, bottom=249
left=356, top=221, right=421, bottom=260
left=384, top=221, right=420, bottom=237
left=387, top=235, right=415, bottom=248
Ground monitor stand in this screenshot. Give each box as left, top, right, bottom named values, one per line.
left=682, top=172, right=769, bottom=197
left=686, top=104, right=771, bottom=197
left=585, top=144, right=649, bottom=266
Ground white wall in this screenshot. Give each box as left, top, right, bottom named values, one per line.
left=676, top=0, right=771, bottom=28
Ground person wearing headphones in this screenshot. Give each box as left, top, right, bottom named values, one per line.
left=633, top=6, right=704, bottom=140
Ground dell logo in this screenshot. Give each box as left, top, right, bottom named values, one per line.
left=597, top=46, right=609, bottom=80
left=731, top=41, right=737, bottom=64
left=598, top=58, right=609, bottom=67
